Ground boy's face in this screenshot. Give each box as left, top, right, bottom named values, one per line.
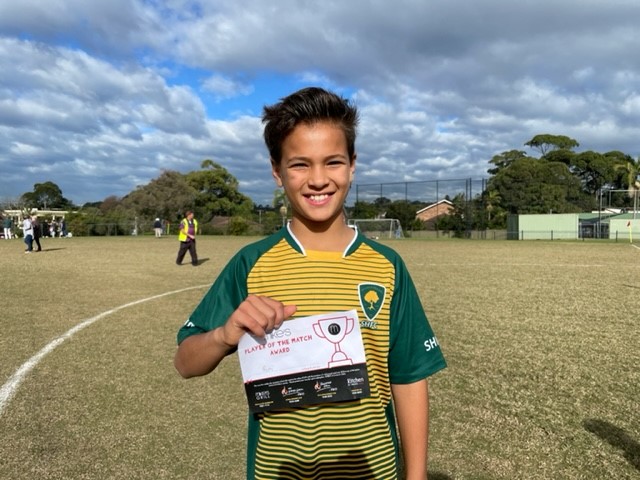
left=272, top=121, right=355, bottom=229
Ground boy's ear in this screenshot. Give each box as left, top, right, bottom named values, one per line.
left=271, top=159, right=283, bottom=187
left=349, top=153, right=357, bottom=183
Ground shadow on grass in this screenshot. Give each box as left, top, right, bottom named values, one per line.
left=583, top=418, right=640, bottom=471
left=33, top=248, right=67, bottom=252
left=177, top=258, right=210, bottom=266
left=428, top=471, right=454, bottom=480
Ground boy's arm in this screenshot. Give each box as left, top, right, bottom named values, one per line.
left=173, top=328, right=234, bottom=378
left=174, top=295, right=297, bottom=378
left=391, top=379, right=429, bottom=480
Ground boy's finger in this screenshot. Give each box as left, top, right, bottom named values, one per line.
left=284, top=304, right=297, bottom=318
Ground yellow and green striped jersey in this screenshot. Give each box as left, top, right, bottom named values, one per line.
left=178, top=226, right=446, bottom=479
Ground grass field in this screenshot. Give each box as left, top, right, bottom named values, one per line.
left=0, top=235, right=638, bottom=479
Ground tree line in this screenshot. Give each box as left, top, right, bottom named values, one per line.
left=8, top=160, right=284, bottom=236
left=486, top=134, right=639, bottom=221
left=354, top=134, right=639, bottom=235
left=7, top=134, right=639, bottom=236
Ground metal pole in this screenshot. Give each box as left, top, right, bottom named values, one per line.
left=597, top=189, right=601, bottom=239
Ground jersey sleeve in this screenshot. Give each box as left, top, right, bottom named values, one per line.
left=388, top=257, right=446, bottom=384
left=176, top=252, right=250, bottom=345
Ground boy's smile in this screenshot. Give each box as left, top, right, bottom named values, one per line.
left=272, top=121, right=356, bottom=242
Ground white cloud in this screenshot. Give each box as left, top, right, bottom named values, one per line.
left=202, top=74, right=254, bottom=100
left=10, top=142, right=45, bottom=156
left=2, top=0, right=640, bottom=205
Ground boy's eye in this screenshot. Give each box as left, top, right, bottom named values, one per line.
left=328, top=159, right=346, bottom=166
left=289, top=163, right=307, bottom=169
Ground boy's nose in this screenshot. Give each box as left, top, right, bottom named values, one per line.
left=308, top=166, right=329, bottom=186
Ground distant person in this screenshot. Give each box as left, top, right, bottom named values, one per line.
left=49, top=222, right=57, bottom=238
left=22, top=216, right=33, bottom=253
left=31, top=215, right=42, bottom=252
left=154, top=218, right=163, bottom=237
left=173, top=87, right=446, bottom=479
left=3, top=216, right=12, bottom=239
left=176, top=211, right=198, bottom=266
left=59, top=219, right=67, bottom=237
left=41, top=220, right=49, bottom=239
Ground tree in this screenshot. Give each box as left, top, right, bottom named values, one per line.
left=569, top=151, right=618, bottom=196
left=385, top=200, right=418, bottom=232
left=373, top=197, right=392, bottom=213
left=186, top=160, right=253, bottom=221
left=541, top=148, right=575, bottom=166
left=525, top=134, right=579, bottom=156
left=436, top=193, right=468, bottom=237
left=488, top=157, right=583, bottom=214
left=21, top=181, right=73, bottom=209
left=614, top=157, right=640, bottom=215
left=487, top=150, right=529, bottom=175
left=121, top=170, right=197, bottom=223
left=99, top=195, right=122, bottom=213
left=0, top=196, right=21, bottom=209
left=259, top=210, right=282, bottom=234
left=227, top=216, right=250, bottom=235
left=351, top=201, right=378, bottom=219
left=485, top=134, right=640, bottom=219
left=363, top=290, right=380, bottom=310
left=484, top=188, right=503, bottom=226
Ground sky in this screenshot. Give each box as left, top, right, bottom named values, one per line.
left=1, top=0, right=640, bottom=207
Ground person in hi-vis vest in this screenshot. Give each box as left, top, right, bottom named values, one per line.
left=176, top=211, right=198, bottom=266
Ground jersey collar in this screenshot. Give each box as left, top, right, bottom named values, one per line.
left=285, top=223, right=360, bottom=258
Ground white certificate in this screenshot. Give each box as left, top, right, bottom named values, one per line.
left=237, top=310, right=370, bottom=412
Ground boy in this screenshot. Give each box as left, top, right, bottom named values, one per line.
left=174, top=87, right=446, bottom=479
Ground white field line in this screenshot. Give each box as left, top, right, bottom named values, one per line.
left=0, top=284, right=209, bottom=417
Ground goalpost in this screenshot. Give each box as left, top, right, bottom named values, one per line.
left=348, top=218, right=404, bottom=239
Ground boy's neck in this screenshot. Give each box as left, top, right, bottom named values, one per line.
left=289, top=217, right=355, bottom=252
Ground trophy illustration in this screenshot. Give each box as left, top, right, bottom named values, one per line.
left=313, top=315, right=355, bottom=367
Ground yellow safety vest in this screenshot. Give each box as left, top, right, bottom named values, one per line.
left=177, top=218, right=198, bottom=242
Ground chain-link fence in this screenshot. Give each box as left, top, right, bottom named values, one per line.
left=352, top=178, right=488, bottom=204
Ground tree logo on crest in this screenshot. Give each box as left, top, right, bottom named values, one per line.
left=358, top=283, right=386, bottom=321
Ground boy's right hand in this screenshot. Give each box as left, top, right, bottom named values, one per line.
left=218, top=295, right=297, bottom=348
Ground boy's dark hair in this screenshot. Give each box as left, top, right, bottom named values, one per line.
left=262, top=87, right=359, bottom=164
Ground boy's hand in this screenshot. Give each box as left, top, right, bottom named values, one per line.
left=219, top=295, right=297, bottom=348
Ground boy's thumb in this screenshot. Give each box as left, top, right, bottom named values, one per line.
left=284, top=305, right=297, bottom=318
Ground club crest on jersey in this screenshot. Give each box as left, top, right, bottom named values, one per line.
left=358, top=283, right=386, bottom=322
